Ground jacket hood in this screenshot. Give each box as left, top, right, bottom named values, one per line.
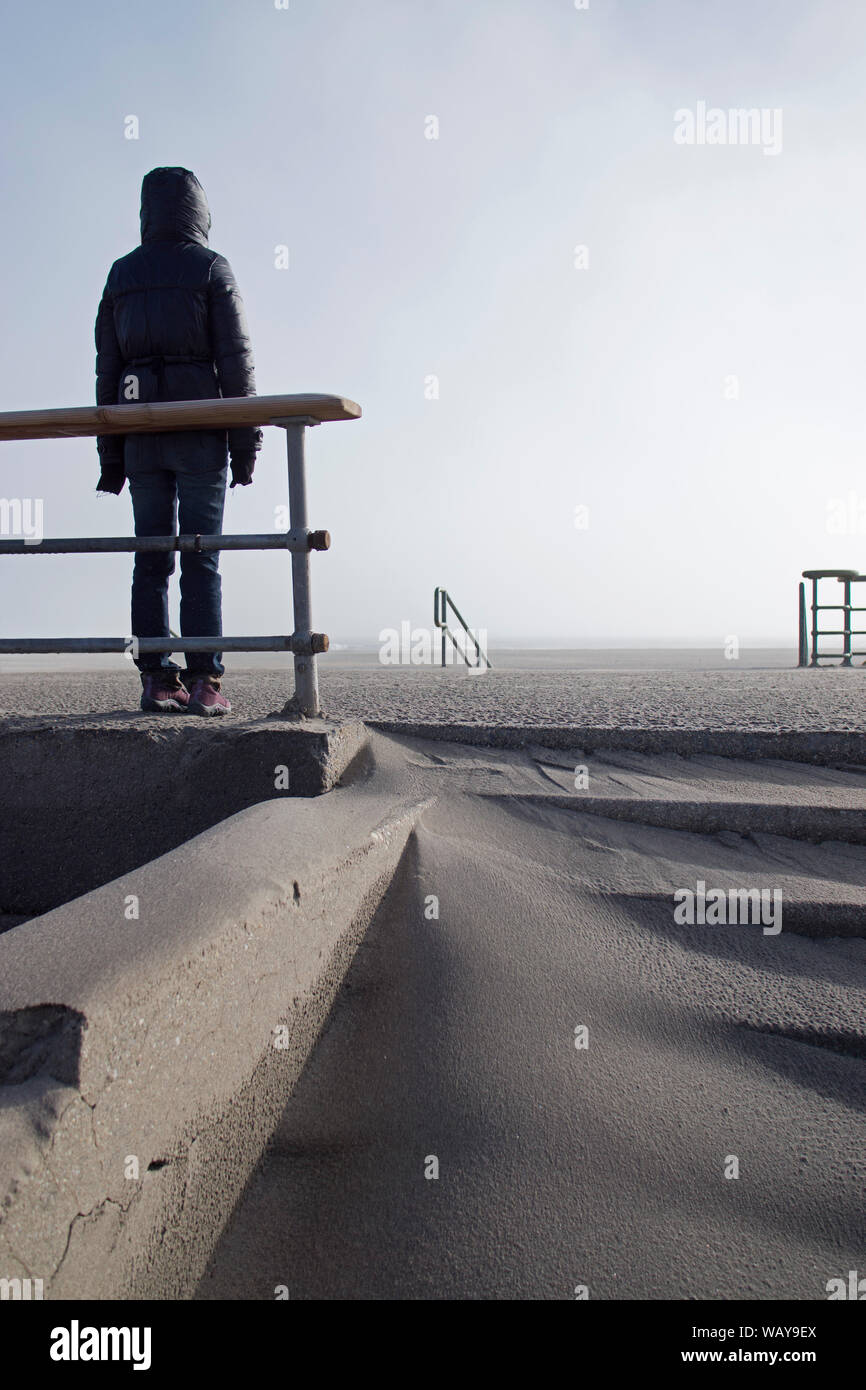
left=140, top=167, right=211, bottom=246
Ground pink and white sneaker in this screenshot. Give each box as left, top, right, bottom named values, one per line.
left=140, top=674, right=190, bottom=713
left=187, top=677, right=232, bottom=716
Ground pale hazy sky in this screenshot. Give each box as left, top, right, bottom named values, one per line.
left=1, top=0, right=865, bottom=649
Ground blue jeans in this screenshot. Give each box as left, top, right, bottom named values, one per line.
left=128, top=464, right=227, bottom=677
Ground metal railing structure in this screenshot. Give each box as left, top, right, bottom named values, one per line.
left=433, top=586, right=492, bottom=669
left=798, top=569, right=866, bottom=667
left=0, top=393, right=361, bottom=716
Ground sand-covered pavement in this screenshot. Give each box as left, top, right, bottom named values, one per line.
left=0, top=662, right=863, bottom=731
left=2, top=663, right=863, bottom=1298
left=196, top=731, right=866, bottom=1300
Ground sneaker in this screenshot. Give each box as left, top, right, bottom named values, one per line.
left=140, top=674, right=190, bottom=713
left=187, top=676, right=231, bottom=716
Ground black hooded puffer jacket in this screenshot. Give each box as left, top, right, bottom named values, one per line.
left=94, top=167, right=262, bottom=493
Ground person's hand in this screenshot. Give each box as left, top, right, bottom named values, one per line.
left=96, top=464, right=125, bottom=495
left=230, top=455, right=255, bottom=488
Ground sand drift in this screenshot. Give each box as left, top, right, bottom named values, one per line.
left=1, top=721, right=864, bottom=1299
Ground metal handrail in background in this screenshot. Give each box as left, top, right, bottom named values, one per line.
left=0, top=393, right=362, bottom=716
left=433, top=586, right=492, bottom=669
left=798, top=569, right=866, bottom=667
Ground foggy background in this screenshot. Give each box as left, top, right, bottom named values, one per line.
left=1, top=0, right=864, bottom=651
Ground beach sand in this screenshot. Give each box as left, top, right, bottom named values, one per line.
left=195, top=729, right=865, bottom=1300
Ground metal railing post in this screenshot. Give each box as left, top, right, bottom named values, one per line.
left=842, top=576, right=853, bottom=666
left=798, top=581, right=808, bottom=667
left=809, top=576, right=820, bottom=667
left=280, top=417, right=320, bottom=717
left=434, top=587, right=446, bottom=666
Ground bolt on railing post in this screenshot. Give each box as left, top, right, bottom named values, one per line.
left=282, top=418, right=320, bottom=716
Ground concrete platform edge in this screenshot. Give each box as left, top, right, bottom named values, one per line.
left=0, top=782, right=433, bottom=1298
left=369, top=722, right=866, bottom=765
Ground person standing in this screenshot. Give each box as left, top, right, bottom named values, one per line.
left=94, top=166, right=262, bottom=714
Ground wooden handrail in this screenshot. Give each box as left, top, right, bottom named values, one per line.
left=0, top=393, right=361, bottom=442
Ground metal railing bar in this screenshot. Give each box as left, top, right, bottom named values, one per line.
left=0, top=393, right=361, bottom=441
left=446, top=623, right=486, bottom=668
left=0, top=531, right=330, bottom=556
left=442, top=591, right=472, bottom=636
left=447, top=596, right=491, bottom=668
left=441, top=624, right=466, bottom=664
left=0, top=635, right=329, bottom=655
